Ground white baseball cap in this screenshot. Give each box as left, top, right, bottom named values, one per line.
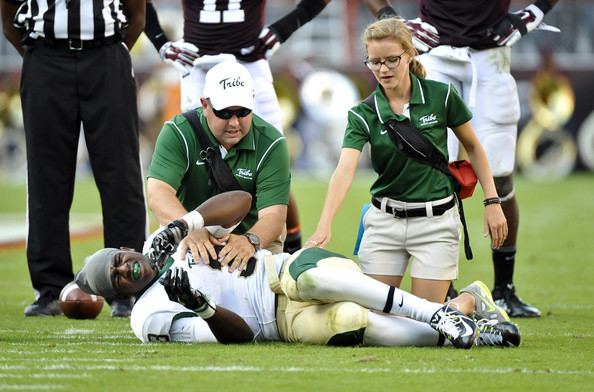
left=203, top=61, right=254, bottom=111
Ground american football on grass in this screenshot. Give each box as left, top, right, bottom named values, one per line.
left=59, top=281, right=104, bottom=319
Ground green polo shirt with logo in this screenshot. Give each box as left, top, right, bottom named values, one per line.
left=343, top=73, right=472, bottom=202
left=148, top=108, right=290, bottom=233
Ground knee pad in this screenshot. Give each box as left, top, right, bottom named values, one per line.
left=494, top=175, right=514, bottom=201
left=326, top=302, right=368, bottom=343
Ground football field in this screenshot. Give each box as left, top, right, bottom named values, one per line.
left=0, top=174, right=593, bottom=391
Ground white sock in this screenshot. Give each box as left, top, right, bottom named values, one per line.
left=298, top=267, right=442, bottom=323
left=182, top=210, right=204, bottom=233
left=363, top=312, right=442, bottom=347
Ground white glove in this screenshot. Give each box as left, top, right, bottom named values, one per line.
left=159, top=40, right=200, bottom=75
left=258, top=27, right=281, bottom=59
left=404, top=18, right=440, bottom=54
left=491, top=4, right=545, bottom=47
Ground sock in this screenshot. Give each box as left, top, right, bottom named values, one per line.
left=283, top=226, right=302, bottom=254
left=298, top=267, right=442, bottom=324
left=493, top=246, right=516, bottom=289
left=363, top=312, right=442, bottom=347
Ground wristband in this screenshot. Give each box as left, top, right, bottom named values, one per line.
left=377, top=6, right=398, bottom=20
left=483, top=197, right=501, bottom=206
left=195, top=300, right=216, bottom=320
left=182, top=210, right=204, bottom=233
left=145, top=2, right=169, bottom=51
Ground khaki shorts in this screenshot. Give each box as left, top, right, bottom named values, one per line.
left=358, top=198, right=461, bottom=280
left=265, top=251, right=368, bottom=344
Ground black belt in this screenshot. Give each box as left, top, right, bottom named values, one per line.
left=371, top=197, right=455, bottom=218
left=35, top=35, right=120, bottom=51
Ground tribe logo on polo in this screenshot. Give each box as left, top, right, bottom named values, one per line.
left=218, top=77, right=245, bottom=90
left=236, top=168, right=253, bottom=180
left=419, top=113, right=438, bottom=127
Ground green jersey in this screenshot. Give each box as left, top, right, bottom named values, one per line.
left=343, top=73, right=472, bottom=202
left=148, top=108, right=290, bottom=233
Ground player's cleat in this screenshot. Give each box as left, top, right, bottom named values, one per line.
left=430, top=305, right=478, bottom=349
left=24, top=298, right=62, bottom=317
left=493, top=284, right=541, bottom=318
left=475, top=319, right=521, bottom=347
left=460, top=280, right=510, bottom=322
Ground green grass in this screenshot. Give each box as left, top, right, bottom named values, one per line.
left=1, top=174, right=593, bottom=391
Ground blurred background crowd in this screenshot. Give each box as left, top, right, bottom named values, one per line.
left=0, top=0, right=593, bottom=182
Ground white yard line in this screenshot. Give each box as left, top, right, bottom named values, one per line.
left=0, top=365, right=591, bottom=376
left=0, top=386, right=63, bottom=390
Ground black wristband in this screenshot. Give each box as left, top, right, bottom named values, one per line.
left=483, top=197, right=501, bottom=206
left=269, top=0, right=327, bottom=43
left=145, top=2, right=169, bottom=51
left=534, top=0, right=553, bottom=14
left=377, top=6, right=398, bottom=20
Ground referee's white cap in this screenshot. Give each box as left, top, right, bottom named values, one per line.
left=204, top=60, right=254, bottom=111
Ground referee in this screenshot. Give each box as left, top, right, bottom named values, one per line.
left=1, top=0, right=147, bottom=317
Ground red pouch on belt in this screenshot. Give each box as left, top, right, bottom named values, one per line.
left=448, top=160, right=477, bottom=199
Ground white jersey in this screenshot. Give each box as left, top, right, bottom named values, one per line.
left=130, top=249, right=282, bottom=343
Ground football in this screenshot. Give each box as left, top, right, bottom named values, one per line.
left=59, top=281, right=104, bottom=319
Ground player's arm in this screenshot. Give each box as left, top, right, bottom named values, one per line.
left=144, top=0, right=169, bottom=51
left=161, top=267, right=254, bottom=344
left=258, top=0, right=330, bottom=58
left=1, top=0, right=24, bottom=55
left=121, top=0, right=146, bottom=49
left=491, top=0, right=560, bottom=47
left=147, top=190, right=252, bottom=262
left=144, top=0, right=198, bottom=74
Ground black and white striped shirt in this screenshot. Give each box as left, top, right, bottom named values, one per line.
left=14, top=0, right=127, bottom=40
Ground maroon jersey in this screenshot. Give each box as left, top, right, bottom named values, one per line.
left=182, top=0, right=267, bottom=61
left=420, top=0, right=511, bottom=49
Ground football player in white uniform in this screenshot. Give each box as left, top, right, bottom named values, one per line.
left=76, top=192, right=520, bottom=349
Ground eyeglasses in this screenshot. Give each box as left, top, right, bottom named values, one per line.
left=364, top=48, right=410, bottom=71
left=207, top=99, right=252, bottom=120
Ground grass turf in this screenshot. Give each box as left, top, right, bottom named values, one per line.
left=0, top=174, right=593, bottom=391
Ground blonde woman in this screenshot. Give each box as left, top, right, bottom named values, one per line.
left=306, top=18, right=507, bottom=303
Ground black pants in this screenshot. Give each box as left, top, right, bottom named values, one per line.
left=21, top=41, right=147, bottom=299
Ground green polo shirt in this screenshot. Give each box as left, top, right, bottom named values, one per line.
left=343, top=73, right=472, bottom=202
left=148, top=108, right=290, bottom=233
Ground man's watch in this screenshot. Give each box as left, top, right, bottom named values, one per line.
left=243, top=232, right=261, bottom=251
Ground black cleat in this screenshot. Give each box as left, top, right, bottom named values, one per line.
left=24, top=298, right=62, bottom=317
left=475, top=319, right=521, bottom=347
left=493, top=284, right=541, bottom=318
left=110, top=296, right=134, bottom=318
left=430, top=305, right=478, bottom=349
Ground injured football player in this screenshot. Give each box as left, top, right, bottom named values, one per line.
left=76, top=192, right=520, bottom=349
